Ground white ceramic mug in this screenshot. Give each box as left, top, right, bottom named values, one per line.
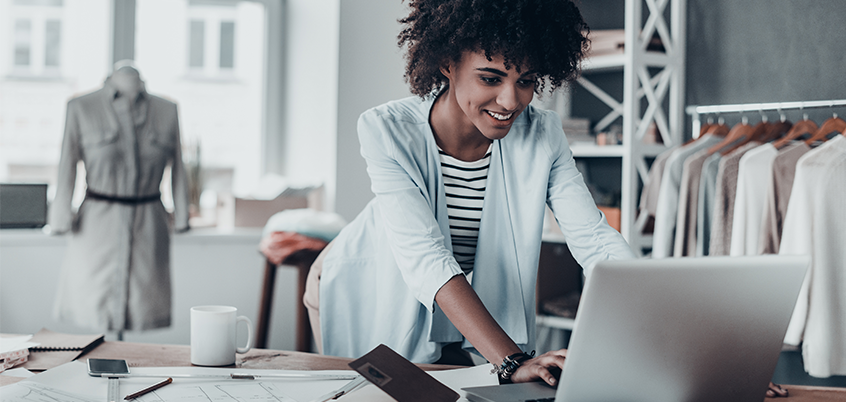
left=190, top=305, right=252, bottom=366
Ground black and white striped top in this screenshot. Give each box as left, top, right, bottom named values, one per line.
left=439, top=144, right=492, bottom=275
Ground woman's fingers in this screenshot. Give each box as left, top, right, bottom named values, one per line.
left=509, top=351, right=568, bottom=385
left=545, top=348, right=568, bottom=359
left=767, top=382, right=788, bottom=398
left=538, top=366, right=557, bottom=386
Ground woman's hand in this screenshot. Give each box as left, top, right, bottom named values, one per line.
left=767, top=382, right=788, bottom=398
left=509, top=349, right=568, bottom=386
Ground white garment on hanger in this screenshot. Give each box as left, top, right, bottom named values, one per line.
left=780, top=135, right=846, bottom=377
left=729, top=143, right=776, bottom=256
left=652, top=134, right=722, bottom=258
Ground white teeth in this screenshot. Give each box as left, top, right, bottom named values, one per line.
left=487, top=111, right=513, bottom=121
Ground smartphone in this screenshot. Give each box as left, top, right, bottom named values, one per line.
left=87, top=358, right=130, bottom=377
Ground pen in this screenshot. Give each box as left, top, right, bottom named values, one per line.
left=124, top=377, right=172, bottom=400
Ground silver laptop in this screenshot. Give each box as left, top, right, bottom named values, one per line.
left=464, top=255, right=809, bottom=402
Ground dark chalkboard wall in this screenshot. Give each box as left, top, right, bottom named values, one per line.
left=574, top=0, right=846, bottom=137
left=687, top=0, right=846, bottom=109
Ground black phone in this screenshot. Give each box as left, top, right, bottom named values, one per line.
left=87, top=358, right=130, bottom=377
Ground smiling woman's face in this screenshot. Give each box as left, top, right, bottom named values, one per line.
left=441, top=50, right=537, bottom=141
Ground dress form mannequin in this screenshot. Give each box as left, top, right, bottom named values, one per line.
left=50, top=58, right=190, bottom=337
left=110, top=63, right=144, bottom=103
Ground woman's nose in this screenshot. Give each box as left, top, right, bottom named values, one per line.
left=497, top=84, right=520, bottom=111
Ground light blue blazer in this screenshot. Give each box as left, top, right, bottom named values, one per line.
left=320, top=96, right=635, bottom=363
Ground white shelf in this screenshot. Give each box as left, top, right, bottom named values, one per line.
left=570, top=143, right=669, bottom=158
left=582, top=51, right=672, bottom=74
left=570, top=144, right=624, bottom=157
left=581, top=54, right=625, bottom=73
left=536, top=314, right=576, bottom=331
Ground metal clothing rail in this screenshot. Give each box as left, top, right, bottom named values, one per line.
left=687, top=99, right=846, bottom=138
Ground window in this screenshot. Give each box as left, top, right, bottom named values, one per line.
left=1, top=0, right=279, bottom=207
left=137, top=0, right=266, bottom=194
left=189, top=20, right=205, bottom=68
left=44, top=19, right=61, bottom=67
left=0, top=0, right=110, bottom=193
left=13, top=19, right=31, bottom=66
left=183, top=1, right=238, bottom=77
left=219, top=21, right=235, bottom=69
left=7, top=0, right=65, bottom=76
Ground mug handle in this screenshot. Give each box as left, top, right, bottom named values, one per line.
left=236, top=315, right=252, bottom=354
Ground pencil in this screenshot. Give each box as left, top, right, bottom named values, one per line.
left=124, top=377, right=172, bottom=400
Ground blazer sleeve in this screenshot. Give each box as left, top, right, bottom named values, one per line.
left=542, top=113, right=636, bottom=275
left=357, top=110, right=463, bottom=312
left=49, top=99, right=82, bottom=234
left=168, top=103, right=190, bottom=232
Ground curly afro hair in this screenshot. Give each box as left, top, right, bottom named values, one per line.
left=398, top=0, right=590, bottom=98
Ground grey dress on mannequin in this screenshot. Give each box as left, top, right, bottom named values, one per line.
left=50, top=63, right=190, bottom=331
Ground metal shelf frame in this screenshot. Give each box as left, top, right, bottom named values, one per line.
left=573, top=0, right=686, bottom=256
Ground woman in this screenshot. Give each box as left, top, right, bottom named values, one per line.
left=305, top=0, right=629, bottom=385
left=305, top=0, right=788, bottom=395
left=303, top=0, right=630, bottom=385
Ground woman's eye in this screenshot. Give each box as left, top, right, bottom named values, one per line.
left=481, top=76, right=500, bottom=84
left=518, top=78, right=536, bottom=87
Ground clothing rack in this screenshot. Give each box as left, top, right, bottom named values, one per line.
left=687, top=99, right=846, bottom=139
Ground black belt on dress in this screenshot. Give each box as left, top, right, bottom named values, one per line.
left=85, top=189, right=161, bottom=205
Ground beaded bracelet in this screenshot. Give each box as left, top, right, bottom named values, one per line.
left=491, top=350, right=535, bottom=382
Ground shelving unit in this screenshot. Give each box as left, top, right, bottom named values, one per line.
left=536, top=0, right=687, bottom=354
left=540, top=0, right=686, bottom=256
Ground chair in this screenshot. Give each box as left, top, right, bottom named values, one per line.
left=255, top=248, right=323, bottom=352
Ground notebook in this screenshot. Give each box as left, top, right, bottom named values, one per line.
left=463, top=255, right=809, bottom=402
left=22, top=328, right=105, bottom=371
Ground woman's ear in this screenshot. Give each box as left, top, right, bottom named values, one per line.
left=439, top=60, right=453, bottom=80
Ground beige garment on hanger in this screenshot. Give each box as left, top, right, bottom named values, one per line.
left=708, top=142, right=760, bottom=256
left=757, top=141, right=810, bottom=255
left=673, top=149, right=710, bottom=257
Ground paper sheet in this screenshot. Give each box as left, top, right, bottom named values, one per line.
left=1, top=368, right=35, bottom=378
left=0, top=335, right=38, bottom=353
left=0, top=361, right=498, bottom=402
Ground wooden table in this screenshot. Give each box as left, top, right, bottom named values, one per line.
left=3, top=341, right=846, bottom=401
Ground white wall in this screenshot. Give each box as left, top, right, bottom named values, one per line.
left=333, top=0, right=412, bottom=221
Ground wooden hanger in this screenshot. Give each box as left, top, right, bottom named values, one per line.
left=763, top=119, right=792, bottom=143
left=721, top=119, right=771, bottom=155
left=772, top=117, right=818, bottom=149
left=699, top=120, right=713, bottom=138
left=705, top=120, right=729, bottom=137
left=684, top=117, right=727, bottom=146
left=706, top=118, right=754, bottom=155
left=805, top=115, right=846, bottom=145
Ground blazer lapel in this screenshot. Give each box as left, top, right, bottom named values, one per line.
left=472, top=140, right=528, bottom=344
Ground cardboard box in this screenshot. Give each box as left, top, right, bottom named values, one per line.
left=215, top=186, right=324, bottom=228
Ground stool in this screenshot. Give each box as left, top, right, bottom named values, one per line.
left=255, top=248, right=322, bottom=351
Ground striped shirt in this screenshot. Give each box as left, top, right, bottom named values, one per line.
left=439, top=144, right=492, bottom=275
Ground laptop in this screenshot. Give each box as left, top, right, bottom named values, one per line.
left=463, top=255, right=810, bottom=402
